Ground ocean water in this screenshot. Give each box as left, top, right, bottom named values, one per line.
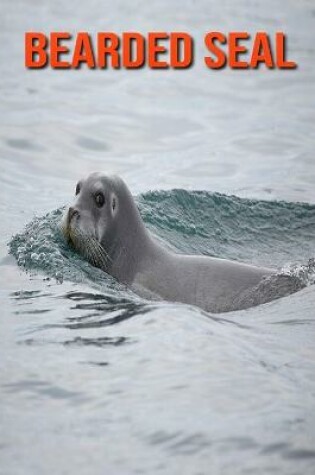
left=1, top=1, right=315, bottom=474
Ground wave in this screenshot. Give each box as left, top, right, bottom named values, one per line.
left=9, top=190, right=315, bottom=306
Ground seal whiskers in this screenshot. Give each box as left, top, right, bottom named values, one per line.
left=69, top=227, right=112, bottom=271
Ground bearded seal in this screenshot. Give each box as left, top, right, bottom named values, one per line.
left=60, top=172, right=275, bottom=313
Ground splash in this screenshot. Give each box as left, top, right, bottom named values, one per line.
left=9, top=207, right=115, bottom=288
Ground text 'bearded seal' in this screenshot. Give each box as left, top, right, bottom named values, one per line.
left=60, top=172, right=278, bottom=313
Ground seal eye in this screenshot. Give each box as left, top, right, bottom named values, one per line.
left=95, top=192, right=105, bottom=208
left=75, top=183, right=81, bottom=195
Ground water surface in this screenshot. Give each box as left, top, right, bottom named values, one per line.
left=1, top=1, right=315, bottom=474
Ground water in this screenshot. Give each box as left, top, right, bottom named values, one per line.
left=1, top=0, right=315, bottom=474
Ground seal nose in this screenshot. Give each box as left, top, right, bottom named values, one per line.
left=68, top=206, right=79, bottom=222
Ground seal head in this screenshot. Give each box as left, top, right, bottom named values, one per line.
left=60, top=172, right=153, bottom=284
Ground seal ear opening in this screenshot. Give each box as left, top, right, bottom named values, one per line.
left=111, top=193, right=118, bottom=216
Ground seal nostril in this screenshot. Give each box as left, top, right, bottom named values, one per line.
left=68, top=207, right=79, bottom=221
